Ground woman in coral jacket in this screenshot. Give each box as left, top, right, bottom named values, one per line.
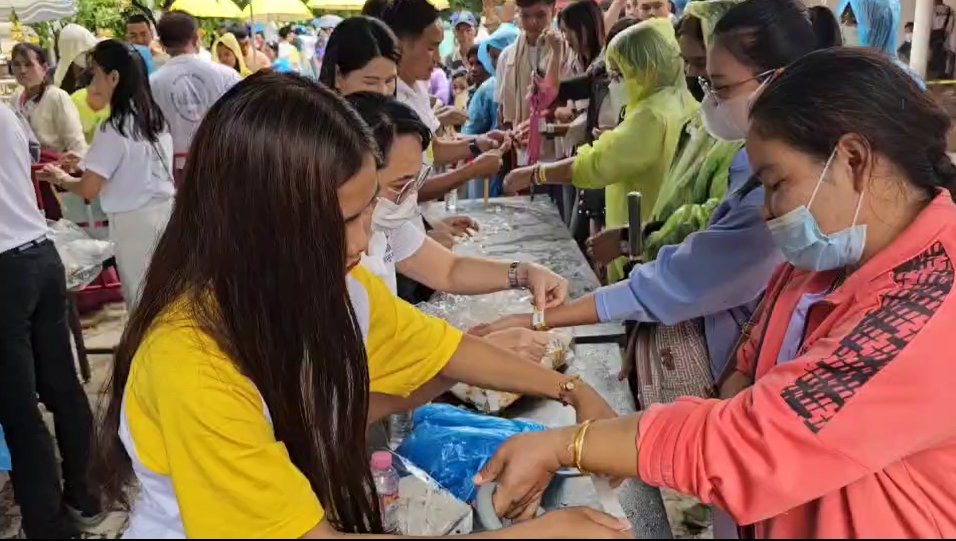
left=474, top=47, right=956, bottom=539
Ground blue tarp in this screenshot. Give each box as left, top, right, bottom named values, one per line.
left=0, top=424, right=11, bottom=472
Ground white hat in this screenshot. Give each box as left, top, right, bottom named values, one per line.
left=53, top=24, right=98, bottom=88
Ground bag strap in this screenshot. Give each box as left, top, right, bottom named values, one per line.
left=717, top=265, right=795, bottom=385
left=148, top=138, right=174, bottom=186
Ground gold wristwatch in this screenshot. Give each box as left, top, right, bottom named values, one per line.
left=558, top=375, right=583, bottom=406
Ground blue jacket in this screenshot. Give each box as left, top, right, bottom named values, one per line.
left=595, top=150, right=784, bottom=379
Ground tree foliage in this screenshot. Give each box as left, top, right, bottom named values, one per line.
left=449, top=0, right=482, bottom=13
left=73, top=0, right=130, bottom=38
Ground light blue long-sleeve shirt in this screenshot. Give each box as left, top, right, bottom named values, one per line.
left=594, top=149, right=783, bottom=380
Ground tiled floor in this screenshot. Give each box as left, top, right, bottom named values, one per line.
left=1, top=305, right=713, bottom=539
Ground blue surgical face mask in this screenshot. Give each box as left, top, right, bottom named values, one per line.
left=766, top=150, right=867, bottom=271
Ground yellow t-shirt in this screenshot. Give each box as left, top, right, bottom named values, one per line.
left=70, top=89, right=110, bottom=144
left=120, top=266, right=462, bottom=538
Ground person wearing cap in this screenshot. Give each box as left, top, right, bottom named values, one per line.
left=445, top=10, right=478, bottom=71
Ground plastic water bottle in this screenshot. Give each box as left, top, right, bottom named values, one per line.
left=370, top=451, right=401, bottom=533
left=388, top=412, right=412, bottom=449
left=445, top=189, right=458, bottom=212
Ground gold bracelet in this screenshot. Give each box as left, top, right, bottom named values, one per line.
left=573, top=420, right=593, bottom=475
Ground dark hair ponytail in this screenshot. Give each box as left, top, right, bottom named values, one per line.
left=930, top=146, right=956, bottom=198
left=91, top=39, right=166, bottom=142
left=751, top=47, right=956, bottom=201
left=808, top=5, right=843, bottom=48
left=714, top=0, right=824, bottom=74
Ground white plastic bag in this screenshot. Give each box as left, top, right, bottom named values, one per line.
left=417, top=290, right=574, bottom=413
left=390, top=452, right=473, bottom=536
left=48, top=219, right=115, bottom=290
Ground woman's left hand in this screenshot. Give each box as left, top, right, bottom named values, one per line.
left=485, top=328, right=551, bottom=363
left=428, top=228, right=455, bottom=250
left=443, top=215, right=480, bottom=237
left=58, top=151, right=83, bottom=172
left=39, top=164, right=69, bottom=186
left=438, top=106, right=468, bottom=127
left=543, top=28, right=564, bottom=54
left=554, top=105, right=575, bottom=124
left=477, top=129, right=511, bottom=152
left=468, top=313, right=533, bottom=337
left=474, top=428, right=570, bottom=521
left=504, top=166, right=536, bottom=195
left=519, top=262, right=569, bottom=310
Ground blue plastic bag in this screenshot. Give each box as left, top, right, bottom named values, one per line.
left=395, top=404, right=544, bottom=503
left=0, top=424, right=11, bottom=472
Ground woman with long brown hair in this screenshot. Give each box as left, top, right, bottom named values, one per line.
left=91, top=72, right=626, bottom=538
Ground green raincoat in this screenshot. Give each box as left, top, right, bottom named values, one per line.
left=643, top=0, right=746, bottom=261
left=570, top=18, right=698, bottom=282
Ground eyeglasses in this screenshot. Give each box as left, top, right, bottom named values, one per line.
left=698, top=69, right=775, bottom=100
left=389, top=163, right=432, bottom=204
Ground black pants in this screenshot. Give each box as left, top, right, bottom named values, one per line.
left=0, top=241, right=97, bottom=538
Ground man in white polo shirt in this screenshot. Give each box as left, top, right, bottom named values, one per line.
left=0, top=105, right=100, bottom=538
left=366, top=0, right=511, bottom=202
left=151, top=11, right=240, bottom=180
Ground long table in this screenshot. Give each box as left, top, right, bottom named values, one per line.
left=423, top=197, right=672, bottom=539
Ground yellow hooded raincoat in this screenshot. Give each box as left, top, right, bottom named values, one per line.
left=643, top=0, right=748, bottom=260
left=213, top=33, right=252, bottom=78
left=570, top=18, right=698, bottom=281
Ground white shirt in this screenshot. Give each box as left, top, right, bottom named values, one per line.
left=397, top=78, right=441, bottom=134
left=12, top=86, right=87, bottom=154
left=494, top=43, right=514, bottom=103
left=81, top=121, right=175, bottom=214
left=0, top=105, right=49, bottom=253
left=360, top=218, right=427, bottom=294
left=149, top=54, right=241, bottom=156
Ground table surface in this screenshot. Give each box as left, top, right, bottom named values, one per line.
left=423, top=197, right=672, bottom=538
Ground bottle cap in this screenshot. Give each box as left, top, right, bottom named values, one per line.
left=371, top=451, right=393, bottom=471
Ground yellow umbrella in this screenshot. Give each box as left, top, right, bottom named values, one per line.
left=307, top=0, right=448, bottom=10
left=170, top=0, right=243, bottom=18
left=306, top=0, right=361, bottom=10
left=242, top=0, right=312, bottom=21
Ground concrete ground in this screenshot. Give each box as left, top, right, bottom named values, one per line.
left=0, top=305, right=713, bottom=539
left=0, top=305, right=128, bottom=539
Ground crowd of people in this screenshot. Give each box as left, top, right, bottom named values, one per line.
left=2, top=0, right=956, bottom=538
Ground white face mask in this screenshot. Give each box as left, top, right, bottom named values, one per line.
left=700, top=74, right=773, bottom=142
left=371, top=191, right=420, bottom=230
left=905, top=32, right=913, bottom=43
left=700, top=91, right=750, bottom=141
left=607, top=79, right=628, bottom=116
left=361, top=231, right=391, bottom=281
